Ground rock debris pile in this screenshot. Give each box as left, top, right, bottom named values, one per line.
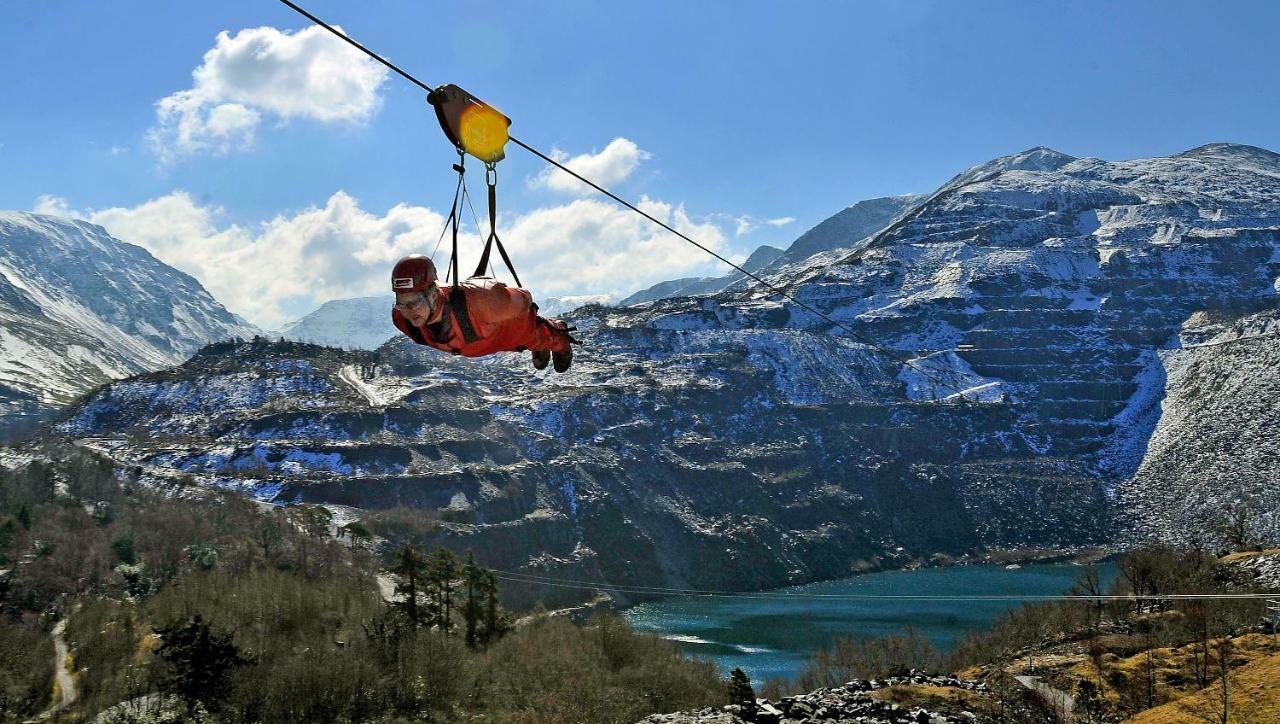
left=640, top=672, right=987, bottom=723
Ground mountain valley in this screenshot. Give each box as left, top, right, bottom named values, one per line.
left=37, top=144, right=1280, bottom=609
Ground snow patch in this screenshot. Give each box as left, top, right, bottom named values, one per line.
left=897, top=351, right=1006, bottom=402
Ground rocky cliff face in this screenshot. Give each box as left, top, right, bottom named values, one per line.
left=0, top=212, right=258, bottom=427
left=52, top=144, right=1280, bottom=608
left=760, top=143, right=1279, bottom=486
left=1114, top=308, right=1280, bottom=548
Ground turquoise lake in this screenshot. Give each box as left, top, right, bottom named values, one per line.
left=623, top=563, right=1118, bottom=683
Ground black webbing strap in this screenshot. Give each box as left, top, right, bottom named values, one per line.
left=473, top=164, right=522, bottom=287
left=445, top=153, right=465, bottom=285
left=448, top=287, right=481, bottom=345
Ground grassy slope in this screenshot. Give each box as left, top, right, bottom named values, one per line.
left=1126, top=651, right=1280, bottom=723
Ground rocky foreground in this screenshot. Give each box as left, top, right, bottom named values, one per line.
left=640, top=673, right=987, bottom=724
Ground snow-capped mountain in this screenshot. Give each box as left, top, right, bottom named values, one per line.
left=52, top=144, right=1280, bottom=606
left=278, top=296, right=394, bottom=350
left=0, top=212, right=258, bottom=422
left=620, top=244, right=784, bottom=306
left=279, top=293, right=617, bottom=351
left=620, top=195, right=921, bottom=307
left=768, top=194, right=923, bottom=270
left=535, top=293, right=617, bottom=317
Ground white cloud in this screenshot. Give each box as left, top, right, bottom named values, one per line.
left=33, top=195, right=80, bottom=218
left=40, top=189, right=733, bottom=330
left=505, top=196, right=728, bottom=297
left=108, top=145, right=128, bottom=157
left=732, top=216, right=788, bottom=237
left=532, top=138, right=652, bottom=195
left=731, top=214, right=797, bottom=237
left=84, top=191, right=445, bottom=329
left=149, top=25, right=388, bottom=161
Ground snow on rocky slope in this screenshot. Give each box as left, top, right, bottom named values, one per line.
left=49, top=144, right=1280, bottom=608
left=1114, top=308, right=1280, bottom=548
left=0, top=212, right=258, bottom=423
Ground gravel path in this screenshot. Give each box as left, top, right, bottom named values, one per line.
left=29, top=619, right=76, bottom=722
left=1014, top=675, right=1073, bottom=723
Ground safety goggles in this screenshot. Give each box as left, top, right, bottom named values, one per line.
left=394, top=291, right=433, bottom=313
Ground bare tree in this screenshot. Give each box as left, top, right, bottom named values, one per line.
left=1218, top=492, right=1260, bottom=553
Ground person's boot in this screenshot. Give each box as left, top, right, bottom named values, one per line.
left=531, top=350, right=550, bottom=370
left=552, top=345, right=572, bottom=373
left=544, top=319, right=574, bottom=372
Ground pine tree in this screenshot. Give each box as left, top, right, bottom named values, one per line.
left=256, top=516, right=282, bottom=563
left=481, top=569, right=510, bottom=645
left=427, top=546, right=458, bottom=632
left=727, top=667, right=756, bottom=708
left=153, top=615, right=247, bottom=719
left=1076, top=679, right=1105, bottom=723
left=389, top=544, right=427, bottom=626
left=460, top=551, right=485, bottom=648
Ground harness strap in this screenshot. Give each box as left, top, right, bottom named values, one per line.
left=445, top=154, right=465, bottom=285
left=473, top=164, right=522, bottom=287
left=449, top=288, right=481, bottom=345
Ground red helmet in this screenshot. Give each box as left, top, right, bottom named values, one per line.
left=391, top=255, right=437, bottom=293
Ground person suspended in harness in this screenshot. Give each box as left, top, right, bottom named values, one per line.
left=390, top=255, right=575, bottom=372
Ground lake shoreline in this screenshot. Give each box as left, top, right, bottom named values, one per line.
left=528, top=544, right=1122, bottom=626
left=621, top=560, right=1125, bottom=683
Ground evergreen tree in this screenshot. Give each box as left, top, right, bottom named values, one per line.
left=256, top=516, right=283, bottom=563
left=153, top=615, right=247, bottom=719
left=481, top=569, right=510, bottom=645
left=727, top=667, right=756, bottom=708
left=427, top=546, right=458, bottom=632
left=1076, top=678, right=1105, bottom=723
left=111, top=533, right=137, bottom=565
left=460, top=551, right=485, bottom=648
left=340, top=521, right=372, bottom=545
left=389, top=544, right=427, bottom=626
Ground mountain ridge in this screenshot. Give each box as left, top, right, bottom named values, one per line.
left=0, top=212, right=259, bottom=426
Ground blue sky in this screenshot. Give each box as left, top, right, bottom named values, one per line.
left=2, top=0, right=1277, bottom=328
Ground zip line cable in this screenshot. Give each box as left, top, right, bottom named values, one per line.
left=277, top=0, right=433, bottom=94
left=491, top=570, right=1277, bottom=602
left=274, top=0, right=983, bottom=403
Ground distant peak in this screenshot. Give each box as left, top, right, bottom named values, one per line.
left=847, top=194, right=924, bottom=210
left=1001, top=146, right=1078, bottom=170
left=940, top=147, right=1077, bottom=194
left=1, top=210, right=114, bottom=243
left=1173, top=142, right=1280, bottom=166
